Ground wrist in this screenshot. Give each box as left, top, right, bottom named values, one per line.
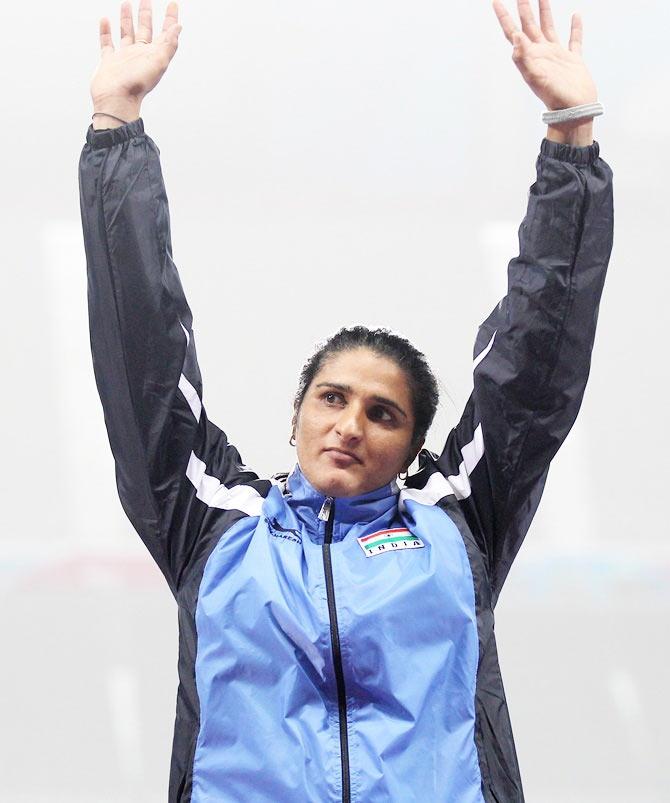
left=91, top=95, right=142, bottom=130
left=546, top=119, right=594, bottom=148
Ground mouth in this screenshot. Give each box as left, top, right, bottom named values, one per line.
left=324, top=448, right=362, bottom=465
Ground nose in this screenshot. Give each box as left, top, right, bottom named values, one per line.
left=335, top=402, right=364, bottom=443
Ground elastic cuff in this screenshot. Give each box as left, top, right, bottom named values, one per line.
left=540, top=137, right=600, bottom=166
left=85, top=117, right=145, bottom=149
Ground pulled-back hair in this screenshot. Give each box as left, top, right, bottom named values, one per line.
left=293, top=326, right=439, bottom=447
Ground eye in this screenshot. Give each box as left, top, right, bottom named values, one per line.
left=369, top=405, right=394, bottom=423
left=322, top=391, right=345, bottom=406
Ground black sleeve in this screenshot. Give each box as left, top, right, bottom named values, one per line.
left=78, top=118, right=271, bottom=596
left=433, top=137, right=614, bottom=604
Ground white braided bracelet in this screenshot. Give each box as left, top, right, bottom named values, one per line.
left=542, top=102, right=604, bottom=125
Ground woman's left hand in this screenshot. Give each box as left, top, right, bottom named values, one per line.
left=492, top=0, right=598, bottom=110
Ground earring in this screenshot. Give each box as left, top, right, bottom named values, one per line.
left=289, top=434, right=296, bottom=447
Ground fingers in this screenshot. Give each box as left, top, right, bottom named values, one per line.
left=568, top=12, right=583, bottom=55
left=516, top=0, right=544, bottom=42
left=99, top=17, right=114, bottom=54
left=494, top=0, right=563, bottom=45
left=102, top=2, right=180, bottom=53
left=492, top=0, right=518, bottom=44
left=120, top=1, right=135, bottom=47
left=156, top=1, right=179, bottom=50
left=538, top=0, right=559, bottom=43
left=162, top=2, right=179, bottom=34
left=136, top=0, right=153, bottom=44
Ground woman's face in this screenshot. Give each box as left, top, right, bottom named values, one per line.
left=294, top=347, right=420, bottom=498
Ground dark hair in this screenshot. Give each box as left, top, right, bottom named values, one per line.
left=293, top=326, right=439, bottom=447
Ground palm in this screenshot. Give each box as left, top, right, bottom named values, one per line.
left=492, top=0, right=597, bottom=110
left=90, top=0, right=181, bottom=104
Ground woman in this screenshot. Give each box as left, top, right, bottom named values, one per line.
left=79, top=1, right=614, bottom=801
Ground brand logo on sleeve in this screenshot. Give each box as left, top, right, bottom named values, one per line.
left=356, top=528, right=424, bottom=558
left=266, top=517, right=302, bottom=545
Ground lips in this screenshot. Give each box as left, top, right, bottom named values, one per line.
left=324, top=448, right=362, bottom=464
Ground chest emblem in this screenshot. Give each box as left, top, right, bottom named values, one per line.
left=356, top=528, right=425, bottom=558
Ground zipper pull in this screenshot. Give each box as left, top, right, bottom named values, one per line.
left=318, top=496, right=333, bottom=521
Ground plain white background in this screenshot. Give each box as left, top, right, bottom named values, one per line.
left=0, top=1, right=668, bottom=800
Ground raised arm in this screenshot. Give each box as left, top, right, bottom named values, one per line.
left=407, top=1, right=613, bottom=604
left=80, top=2, right=270, bottom=595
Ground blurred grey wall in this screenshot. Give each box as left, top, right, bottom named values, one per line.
left=0, top=1, right=668, bottom=800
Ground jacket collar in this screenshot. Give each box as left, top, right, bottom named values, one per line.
left=284, top=463, right=400, bottom=537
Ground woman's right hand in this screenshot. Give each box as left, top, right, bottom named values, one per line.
left=90, top=0, right=182, bottom=125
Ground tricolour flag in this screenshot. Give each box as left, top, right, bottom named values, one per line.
left=356, top=528, right=425, bottom=558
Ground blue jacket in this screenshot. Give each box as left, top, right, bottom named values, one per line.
left=79, top=119, right=613, bottom=802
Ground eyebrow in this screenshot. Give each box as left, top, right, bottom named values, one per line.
left=315, top=382, right=408, bottom=419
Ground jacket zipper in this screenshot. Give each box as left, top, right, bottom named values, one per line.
left=319, top=497, right=351, bottom=803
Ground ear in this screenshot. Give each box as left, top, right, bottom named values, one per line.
left=289, top=410, right=298, bottom=447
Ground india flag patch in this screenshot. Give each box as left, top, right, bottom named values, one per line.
left=356, top=528, right=424, bottom=558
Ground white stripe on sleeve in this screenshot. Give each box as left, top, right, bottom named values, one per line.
left=186, top=452, right=265, bottom=517
left=399, top=424, right=485, bottom=509
left=473, top=330, right=496, bottom=371
left=178, top=374, right=202, bottom=422
left=177, top=318, right=264, bottom=517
